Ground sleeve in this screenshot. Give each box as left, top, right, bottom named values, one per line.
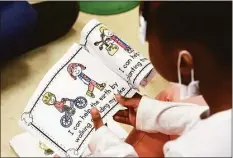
left=136, top=96, right=209, bottom=135
left=88, top=126, right=138, bottom=157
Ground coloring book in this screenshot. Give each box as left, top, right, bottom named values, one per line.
left=11, top=118, right=128, bottom=157
left=20, top=19, right=156, bottom=157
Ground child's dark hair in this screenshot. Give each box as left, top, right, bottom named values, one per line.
left=145, top=2, right=232, bottom=70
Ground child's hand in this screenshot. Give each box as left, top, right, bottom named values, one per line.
left=91, top=108, right=104, bottom=130
left=113, top=94, right=142, bottom=127
left=91, top=94, right=142, bottom=129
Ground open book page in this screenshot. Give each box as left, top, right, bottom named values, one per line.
left=11, top=118, right=128, bottom=157
left=80, top=19, right=156, bottom=89
left=19, top=43, right=136, bottom=157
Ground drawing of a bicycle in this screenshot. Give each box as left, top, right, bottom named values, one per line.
left=42, top=92, right=88, bottom=128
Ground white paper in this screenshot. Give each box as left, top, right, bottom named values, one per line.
left=80, top=19, right=155, bottom=89
left=20, top=43, right=135, bottom=157
left=11, top=118, right=128, bottom=157
left=10, top=132, right=57, bottom=157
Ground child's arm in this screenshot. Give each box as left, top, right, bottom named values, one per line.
left=114, top=95, right=209, bottom=136
left=88, top=108, right=138, bottom=157
left=88, top=126, right=138, bottom=157
left=87, top=97, right=209, bottom=157
left=88, top=102, right=208, bottom=157
left=135, top=96, right=209, bottom=135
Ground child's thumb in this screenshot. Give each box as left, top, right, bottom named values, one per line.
left=91, top=108, right=103, bottom=130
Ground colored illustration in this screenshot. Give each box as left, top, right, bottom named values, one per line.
left=94, top=26, right=119, bottom=56
left=39, top=142, right=54, bottom=155
left=94, top=26, right=133, bottom=55
left=42, top=92, right=88, bottom=128
left=67, top=63, right=106, bottom=98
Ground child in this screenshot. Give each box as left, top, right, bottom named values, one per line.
left=67, top=63, right=106, bottom=98
left=89, top=2, right=231, bottom=157
left=42, top=92, right=75, bottom=114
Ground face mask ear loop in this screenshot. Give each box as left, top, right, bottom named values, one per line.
left=177, top=50, right=191, bottom=84
left=139, top=13, right=147, bottom=44
left=177, top=51, right=184, bottom=100
left=178, top=51, right=191, bottom=100
left=177, top=51, right=184, bottom=86
left=191, top=68, right=195, bottom=82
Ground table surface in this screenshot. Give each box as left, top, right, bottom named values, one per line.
left=1, top=6, right=168, bottom=157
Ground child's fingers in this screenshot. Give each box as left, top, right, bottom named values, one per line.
left=113, top=109, right=129, bottom=117
left=91, top=108, right=104, bottom=130
left=115, top=94, right=141, bottom=109
left=113, top=115, right=131, bottom=125
left=156, top=91, right=166, bottom=101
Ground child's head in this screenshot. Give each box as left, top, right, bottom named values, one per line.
left=42, top=92, right=56, bottom=105
left=67, top=63, right=86, bottom=80
left=141, top=2, right=232, bottom=109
